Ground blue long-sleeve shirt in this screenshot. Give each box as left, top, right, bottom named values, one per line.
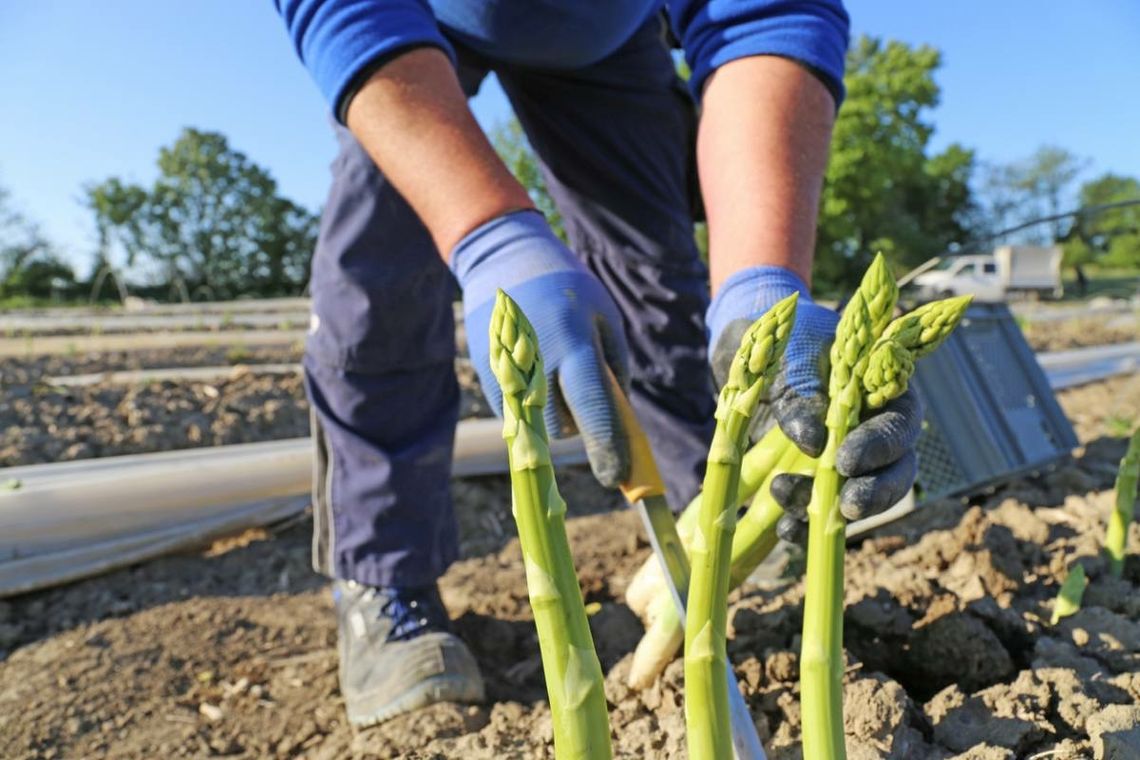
left=276, top=0, right=848, bottom=122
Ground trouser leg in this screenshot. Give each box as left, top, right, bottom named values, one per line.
left=496, top=20, right=715, bottom=508
left=305, top=124, right=463, bottom=588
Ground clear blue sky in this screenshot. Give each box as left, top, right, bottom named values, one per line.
left=2, top=1, right=1138, bottom=271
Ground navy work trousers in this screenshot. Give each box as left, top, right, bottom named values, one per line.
left=305, top=19, right=717, bottom=587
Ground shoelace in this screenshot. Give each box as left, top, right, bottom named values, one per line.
left=377, top=587, right=451, bottom=642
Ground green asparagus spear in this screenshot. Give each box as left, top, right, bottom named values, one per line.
left=685, top=293, right=798, bottom=760
left=490, top=290, right=612, bottom=760
left=801, top=260, right=970, bottom=760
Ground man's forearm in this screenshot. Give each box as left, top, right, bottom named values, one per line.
left=698, top=56, right=836, bottom=293
left=345, top=48, right=534, bottom=257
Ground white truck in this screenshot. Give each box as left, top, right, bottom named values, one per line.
left=903, top=245, right=1064, bottom=303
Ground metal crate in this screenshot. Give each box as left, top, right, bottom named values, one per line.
left=910, top=303, right=1078, bottom=502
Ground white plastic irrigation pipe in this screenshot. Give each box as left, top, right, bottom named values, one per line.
left=37, top=343, right=1140, bottom=390
left=1037, top=341, right=1140, bottom=390
left=0, top=440, right=312, bottom=560
left=128, top=296, right=310, bottom=316
left=0, top=497, right=308, bottom=597
left=0, top=419, right=589, bottom=596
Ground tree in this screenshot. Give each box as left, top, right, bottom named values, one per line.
left=0, top=182, right=75, bottom=300
left=85, top=177, right=150, bottom=280
left=1062, top=174, right=1140, bottom=269
left=977, top=162, right=1028, bottom=241
left=1013, top=146, right=1088, bottom=241
left=815, top=36, right=979, bottom=290
left=86, top=128, right=318, bottom=299
left=978, top=146, right=1088, bottom=244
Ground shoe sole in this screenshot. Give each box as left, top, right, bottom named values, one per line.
left=347, top=673, right=485, bottom=728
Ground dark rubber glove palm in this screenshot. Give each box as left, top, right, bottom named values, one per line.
left=453, top=210, right=631, bottom=487
left=707, top=267, right=922, bottom=531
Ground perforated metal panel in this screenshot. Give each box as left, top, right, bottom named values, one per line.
left=910, top=303, right=1078, bottom=502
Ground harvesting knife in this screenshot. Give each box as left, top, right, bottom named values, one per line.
left=607, top=370, right=767, bottom=760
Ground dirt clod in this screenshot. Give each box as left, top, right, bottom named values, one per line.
left=1087, top=705, right=1140, bottom=760
left=841, top=673, right=928, bottom=760
left=907, top=613, right=1014, bottom=696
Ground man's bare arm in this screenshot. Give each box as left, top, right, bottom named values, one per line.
left=698, top=55, right=836, bottom=293
left=345, top=48, right=534, bottom=257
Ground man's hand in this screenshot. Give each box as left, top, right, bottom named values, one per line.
left=707, top=266, right=923, bottom=534
left=453, top=210, right=632, bottom=487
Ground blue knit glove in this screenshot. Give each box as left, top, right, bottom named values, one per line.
left=708, top=266, right=837, bottom=452
left=707, top=266, right=922, bottom=531
left=452, top=210, right=631, bottom=487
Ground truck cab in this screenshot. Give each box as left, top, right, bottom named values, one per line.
left=910, top=254, right=1005, bottom=302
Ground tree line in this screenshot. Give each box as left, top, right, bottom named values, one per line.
left=1, top=129, right=319, bottom=304
left=1, top=35, right=1137, bottom=304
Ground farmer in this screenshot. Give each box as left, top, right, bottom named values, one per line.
left=276, top=0, right=923, bottom=726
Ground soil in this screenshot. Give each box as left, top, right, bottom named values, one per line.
left=0, top=346, right=303, bottom=384
left=0, top=370, right=309, bottom=467
left=0, top=349, right=492, bottom=468
left=1055, top=374, right=1140, bottom=443
left=2, top=367, right=1139, bottom=757
left=1020, top=317, right=1138, bottom=352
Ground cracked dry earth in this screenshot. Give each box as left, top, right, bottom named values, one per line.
left=0, top=347, right=492, bottom=468
left=0, top=368, right=1139, bottom=757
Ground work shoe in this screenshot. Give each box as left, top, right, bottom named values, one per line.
left=333, top=579, right=485, bottom=726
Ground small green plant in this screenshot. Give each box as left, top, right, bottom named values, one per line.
left=1105, top=427, right=1140, bottom=577
left=1051, top=564, right=1087, bottom=625
left=226, top=344, right=251, bottom=364
left=1106, top=414, right=1136, bottom=439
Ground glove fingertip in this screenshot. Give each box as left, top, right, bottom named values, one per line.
left=780, top=414, right=827, bottom=458
left=774, top=394, right=827, bottom=457
left=839, top=452, right=918, bottom=521
left=582, top=436, right=630, bottom=489
left=838, top=478, right=875, bottom=522
left=770, top=473, right=812, bottom=516
left=776, top=515, right=807, bottom=546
